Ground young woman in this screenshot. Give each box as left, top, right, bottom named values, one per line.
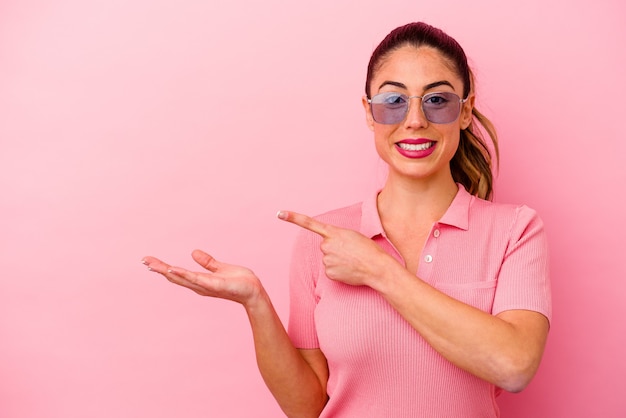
left=143, top=22, right=551, bottom=418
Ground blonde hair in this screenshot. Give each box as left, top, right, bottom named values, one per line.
left=451, top=71, right=499, bottom=200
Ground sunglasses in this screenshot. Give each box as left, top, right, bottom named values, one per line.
left=367, top=91, right=468, bottom=125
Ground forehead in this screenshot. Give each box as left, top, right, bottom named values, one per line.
left=372, top=45, right=462, bottom=92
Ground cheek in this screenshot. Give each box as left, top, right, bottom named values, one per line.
left=447, top=131, right=461, bottom=158
left=372, top=127, right=395, bottom=162
left=434, top=125, right=461, bottom=160
left=451, top=126, right=462, bottom=141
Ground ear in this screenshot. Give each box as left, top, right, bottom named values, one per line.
left=460, top=95, right=475, bottom=130
left=362, top=96, right=375, bottom=131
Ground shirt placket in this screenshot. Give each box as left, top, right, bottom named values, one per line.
left=418, top=223, right=441, bottom=281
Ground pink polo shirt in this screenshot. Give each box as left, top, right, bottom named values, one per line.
left=288, top=185, right=551, bottom=418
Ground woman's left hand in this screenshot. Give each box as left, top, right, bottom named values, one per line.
left=278, top=210, right=396, bottom=287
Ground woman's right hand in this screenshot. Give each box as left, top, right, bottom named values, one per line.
left=142, top=249, right=264, bottom=307
left=144, top=249, right=329, bottom=416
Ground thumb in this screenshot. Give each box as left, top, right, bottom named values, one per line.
left=191, top=249, right=220, bottom=272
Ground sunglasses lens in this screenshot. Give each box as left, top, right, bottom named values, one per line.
left=422, top=92, right=462, bottom=124
left=370, top=93, right=408, bottom=125
left=370, top=92, right=463, bottom=124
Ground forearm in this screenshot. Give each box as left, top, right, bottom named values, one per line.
left=245, top=289, right=327, bottom=417
left=371, top=262, right=548, bottom=392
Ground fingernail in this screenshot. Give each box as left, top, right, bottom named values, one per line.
left=141, top=259, right=147, bottom=264
left=276, top=211, right=287, bottom=220
left=147, top=267, right=153, bottom=271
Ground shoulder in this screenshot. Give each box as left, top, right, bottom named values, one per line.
left=470, top=197, right=543, bottom=225
left=313, top=201, right=364, bottom=231
left=469, top=198, right=547, bottom=249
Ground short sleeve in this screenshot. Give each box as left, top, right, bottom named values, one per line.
left=492, top=205, right=552, bottom=323
left=287, top=227, right=323, bottom=348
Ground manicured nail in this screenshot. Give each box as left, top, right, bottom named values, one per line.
left=147, top=267, right=153, bottom=271
left=141, top=259, right=147, bottom=264
left=276, top=211, right=287, bottom=220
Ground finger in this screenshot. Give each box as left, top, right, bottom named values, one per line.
left=142, top=257, right=215, bottom=295
left=191, top=249, right=220, bottom=272
left=142, top=256, right=161, bottom=265
left=277, top=211, right=331, bottom=238
left=142, top=256, right=171, bottom=274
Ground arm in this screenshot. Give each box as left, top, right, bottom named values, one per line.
left=373, top=261, right=548, bottom=392
left=142, top=250, right=328, bottom=417
left=277, top=211, right=549, bottom=393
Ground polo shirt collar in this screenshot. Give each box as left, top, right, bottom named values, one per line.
left=360, top=190, right=385, bottom=238
left=438, top=184, right=471, bottom=231
left=360, top=183, right=473, bottom=238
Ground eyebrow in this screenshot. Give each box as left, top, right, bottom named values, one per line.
left=378, top=80, right=456, bottom=92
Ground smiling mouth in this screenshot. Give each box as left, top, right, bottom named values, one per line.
left=397, top=141, right=434, bottom=151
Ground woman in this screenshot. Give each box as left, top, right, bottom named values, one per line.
left=142, top=22, right=551, bottom=417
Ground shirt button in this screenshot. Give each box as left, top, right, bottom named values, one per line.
left=424, top=255, right=433, bottom=263
left=433, top=229, right=440, bottom=238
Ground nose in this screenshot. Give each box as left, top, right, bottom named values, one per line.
left=404, top=96, right=429, bottom=129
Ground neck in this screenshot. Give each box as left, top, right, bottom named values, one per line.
left=377, top=172, right=459, bottom=225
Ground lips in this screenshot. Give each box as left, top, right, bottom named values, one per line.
left=395, top=138, right=436, bottom=158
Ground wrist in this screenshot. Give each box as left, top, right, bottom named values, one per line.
left=368, top=255, right=407, bottom=294
left=243, top=285, right=271, bottom=315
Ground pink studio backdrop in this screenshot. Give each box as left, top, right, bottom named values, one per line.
left=1, top=1, right=625, bottom=417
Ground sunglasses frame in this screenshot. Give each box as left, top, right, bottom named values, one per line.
left=367, top=91, right=468, bottom=125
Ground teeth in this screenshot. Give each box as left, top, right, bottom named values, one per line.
left=398, top=142, right=434, bottom=151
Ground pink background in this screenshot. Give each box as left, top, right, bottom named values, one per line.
left=1, top=0, right=625, bottom=417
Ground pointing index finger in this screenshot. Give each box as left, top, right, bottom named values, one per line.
left=277, top=211, right=331, bottom=238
